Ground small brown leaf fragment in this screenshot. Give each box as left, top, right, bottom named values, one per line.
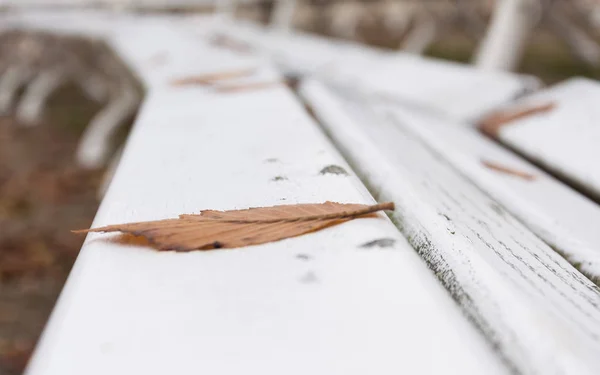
left=478, top=102, right=556, bottom=138
left=209, top=34, right=253, bottom=54
left=481, top=159, right=536, bottom=180
left=170, top=68, right=256, bottom=87
left=283, top=74, right=301, bottom=90
left=214, top=81, right=285, bottom=94
left=73, top=202, right=395, bottom=251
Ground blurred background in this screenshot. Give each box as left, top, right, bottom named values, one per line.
left=1, top=0, right=600, bottom=374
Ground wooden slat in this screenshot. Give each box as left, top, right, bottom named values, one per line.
left=215, top=21, right=539, bottom=121
left=0, top=0, right=258, bottom=9
left=486, top=78, right=600, bottom=202
left=11, top=13, right=509, bottom=375
left=300, top=79, right=600, bottom=375
left=370, top=99, right=600, bottom=283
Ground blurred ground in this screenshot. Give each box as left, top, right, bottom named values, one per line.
left=284, top=3, right=600, bottom=84
left=1, top=5, right=600, bottom=375
left=0, top=86, right=104, bottom=375
left=425, top=29, right=600, bottom=85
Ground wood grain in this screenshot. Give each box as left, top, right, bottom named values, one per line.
left=12, top=14, right=508, bottom=375
left=493, top=78, right=600, bottom=202
left=374, top=98, right=600, bottom=284
left=301, top=80, right=600, bottom=375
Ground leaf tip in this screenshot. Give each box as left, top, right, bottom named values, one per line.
left=381, top=202, right=395, bottom=211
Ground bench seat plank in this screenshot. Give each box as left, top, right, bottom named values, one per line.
left=218, top=21, right=538, bottom=121
left=300, top=79, right=600, bottom=375
left=18, top=14, right=508, bottom=375
left=0, top=0, right=252, bottom=9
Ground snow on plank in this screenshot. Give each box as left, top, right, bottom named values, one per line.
left=483, top=78, right=600, bottom=202
left=20, top=13, right=508, bottom=375
left=374, top=101, right=600, bottom=283
left=300, top=79, right=600, bottom=375
left=213, top=20, right=538, bottom=122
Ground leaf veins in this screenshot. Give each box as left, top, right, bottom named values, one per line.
left=170, top=68, right=256, bottom=87
left=74, top=201, right=394, bottom=252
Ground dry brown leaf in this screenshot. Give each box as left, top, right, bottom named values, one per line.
left=74, top=201, right=394, bottom=251
left=481, top=159, right=536, bottom=180
left=209, top=34, right=253, bottom=54
left=170, top=68, right=256, bottom=87
left=214, top=81, right=286, bottom=94
left=478, top=102, right=556, bottom=137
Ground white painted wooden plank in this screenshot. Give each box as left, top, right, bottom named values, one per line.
left=474, top=0, right=538, bottom=71
left=492, top=77, right=600, bottom=201
left=215, top=21, right=539, bottom=121
left=1, top=11, right=264, bottom=169
left=11, top=11, right=536, bottom=124
left=372, top=100, right=600, bottom=282
left=0, top=9, right=121, bottom=37
left=0, top=0, right=257, bottom=9
left=400, top=10, right=437, bottom=55
left=328, top=1, right=362, bottom=40
left=0, top=12, right=269, bottom=88
left=271, top=0, right=296, bottom=32
left=300, top=79, right=600, bottom=375
left=20, top=14, right=508, bottom=375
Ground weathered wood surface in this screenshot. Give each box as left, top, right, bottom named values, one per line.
left=217, top=20, right=539, bottom=121
left=12, top=13, right=508, bottom=375
left=371, top=100, right=600, bottom=283
left=300, top=79, right=600, bottom=375
left=0, top=0, right=255, bottom=9
left=488, top=78, right=600, bottom=202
